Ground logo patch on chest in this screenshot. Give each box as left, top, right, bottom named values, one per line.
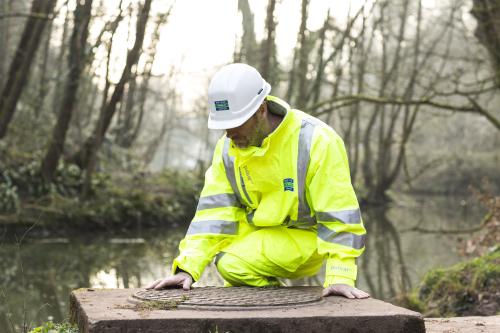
left=283, top=178, right=294, bottom=192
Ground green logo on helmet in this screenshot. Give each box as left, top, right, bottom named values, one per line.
left=215, top=100, right=229, bottom=111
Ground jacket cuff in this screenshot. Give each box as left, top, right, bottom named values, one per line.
left=324, top=257, right=357, bottom=287
left=323, top=275, right=355, bottom=287
left=172, top=257, right=201, bottom=282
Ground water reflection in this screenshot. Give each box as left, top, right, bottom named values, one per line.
left=0, top=230, right=183, bottom=333
left=0, top=195, right=485, bottom=332
left=360, top=207, right=412, bottom=299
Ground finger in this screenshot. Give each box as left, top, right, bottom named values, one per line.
left=154, top=277, right=179, bottom=290
left=323, top=285, right=347, bottom=297
left=345, top=290, right=355, bottom=299
left=145, top=279, right=162, bottom=289
left=351, top=289, right=368, bottom=299
left=353, top=287, right=370, bottom=298
left=182, top=276, right=192, bottom=291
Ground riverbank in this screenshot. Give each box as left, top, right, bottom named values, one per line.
left=403, top=249, right=500, bottom=317
left=399, top=191, right=499, bottom=317
left=0, top=194, right=493, bottom=333
left=0, top=164, right=200, bottom=232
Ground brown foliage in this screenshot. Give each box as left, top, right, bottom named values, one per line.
left=458, top=179, right=500, bottom=257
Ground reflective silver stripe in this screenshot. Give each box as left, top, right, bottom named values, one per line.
left=295, top=119, right=316, bottom=225
left=288, top=216, right=316, bottom=227
left=316, top=208, right=361, bottom=224
left=239, top=167, right=253, bottom=204
left=246, top=210, right=255, bottom=225
left=214, top=252, right=226, bottom=266
left=196, top=193, right=239, bottom=211
left=222, top=138, right=243, bottom=205
left=317, top=224, right=365, bottom=249
left=186, top=220, right=238, bottom=235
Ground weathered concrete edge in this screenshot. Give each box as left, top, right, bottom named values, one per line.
left=84, top=314, right=425, bottom=333
left=70, top=292, right=91, bottom=333
left=69, top=289, right=425, bottom=333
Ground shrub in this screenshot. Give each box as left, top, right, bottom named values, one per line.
left=412, top=249, right=500, bottom=317
left=29, top=321, right=78, bottom=333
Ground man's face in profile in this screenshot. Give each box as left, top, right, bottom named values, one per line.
left=225, top=105, right=267, bottom=148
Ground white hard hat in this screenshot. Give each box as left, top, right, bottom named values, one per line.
left=207, top=63, right=271, bottom=130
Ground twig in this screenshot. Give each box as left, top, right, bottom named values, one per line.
left=400, top=225, right=483, bottom=234
left=0, top=12, right=54, bottom=20
left=310, top=94, right=477, bottom=114
left=400, top=212, right=493, bottom=234
left=466, top=96, right=500, bottom=130
left=309, top=94, right=500, bottom=130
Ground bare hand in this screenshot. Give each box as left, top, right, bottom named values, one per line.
left=145, top=272, right=193, bottom=291
left=322, top=284, right=370, bottom=299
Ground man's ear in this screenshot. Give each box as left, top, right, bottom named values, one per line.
left=258, top=101, right=267, bottom=117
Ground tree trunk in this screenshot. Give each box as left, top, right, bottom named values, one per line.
left=0, top=0, right=14, bottom=89
left=0, top=0, right=57, bottom=139
left=41, top=0, right=94, bottom=181
left=117, top=9, right=171, bottom=148
left=471, top=0, right=500, bottom=88
left=81, top=0, right=152, bottom=197
left=51, top=7, right=70, bottom=113
left=70, top=3, right=124, bottom=168
left=36, top=16, right=53, bottom=118
left=237, top=0, right=258, bottom=66
left=295, top=0, right=310, bottom=109
left=287, top=0, right=309, bottom=108
left=259, top=0, right=277, bottom=85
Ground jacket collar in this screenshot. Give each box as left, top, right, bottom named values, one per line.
left=230, top=95, right=292, bottom=158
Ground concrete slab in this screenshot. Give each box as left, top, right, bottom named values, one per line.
left=70, top=287, right=425, bottom=333
left=425, top=316, right=500, bottom=333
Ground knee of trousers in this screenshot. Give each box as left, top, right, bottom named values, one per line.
left=216, top=252, right=278, bottom=287
left=216, top=252, right=248, bottom=285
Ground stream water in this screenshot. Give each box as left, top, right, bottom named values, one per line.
left=0, top=194, right=486, bottom=332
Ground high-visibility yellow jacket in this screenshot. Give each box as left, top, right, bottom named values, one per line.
left=173, top=96, right=366, bottom=287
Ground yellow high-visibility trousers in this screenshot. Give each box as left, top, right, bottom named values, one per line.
left=216, top=226, right=324, bottom=287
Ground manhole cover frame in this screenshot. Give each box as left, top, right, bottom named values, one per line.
left=131, top=286, right=325, bottom=310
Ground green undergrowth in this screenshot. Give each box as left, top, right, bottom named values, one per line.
left=400, top=248, right=500, bottom=317
left=0, top=150, right=200, bottom=229
left=28, top=321, right=78, bottom=333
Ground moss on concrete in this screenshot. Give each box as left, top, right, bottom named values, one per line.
left=135, top=296, right=189, bottom=311
left=116, top=295, right=190, bottom=314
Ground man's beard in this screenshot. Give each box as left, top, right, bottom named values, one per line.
left=245, top=122, right=267, bottom=148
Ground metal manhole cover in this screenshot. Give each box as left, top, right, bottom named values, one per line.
left=132, top=286, right=324, bottom=310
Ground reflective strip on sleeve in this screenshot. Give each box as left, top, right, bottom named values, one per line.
left=186, top=220, right=238, bottom=235
left=196, top=193, right=240, bottom=211
left=246, top=210, right=255, bottom=225
left=222, top=138, right=244, bottom=205
left=317, top=224, right=365, bottom=249
left=238, top=167, right=253, bottom=204
left=289, top=119, right=317, bottom=227
left=316, top=208, right=361, bottom=224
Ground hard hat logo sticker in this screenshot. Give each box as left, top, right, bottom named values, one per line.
left=215, top=100, right=230, bottom=111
